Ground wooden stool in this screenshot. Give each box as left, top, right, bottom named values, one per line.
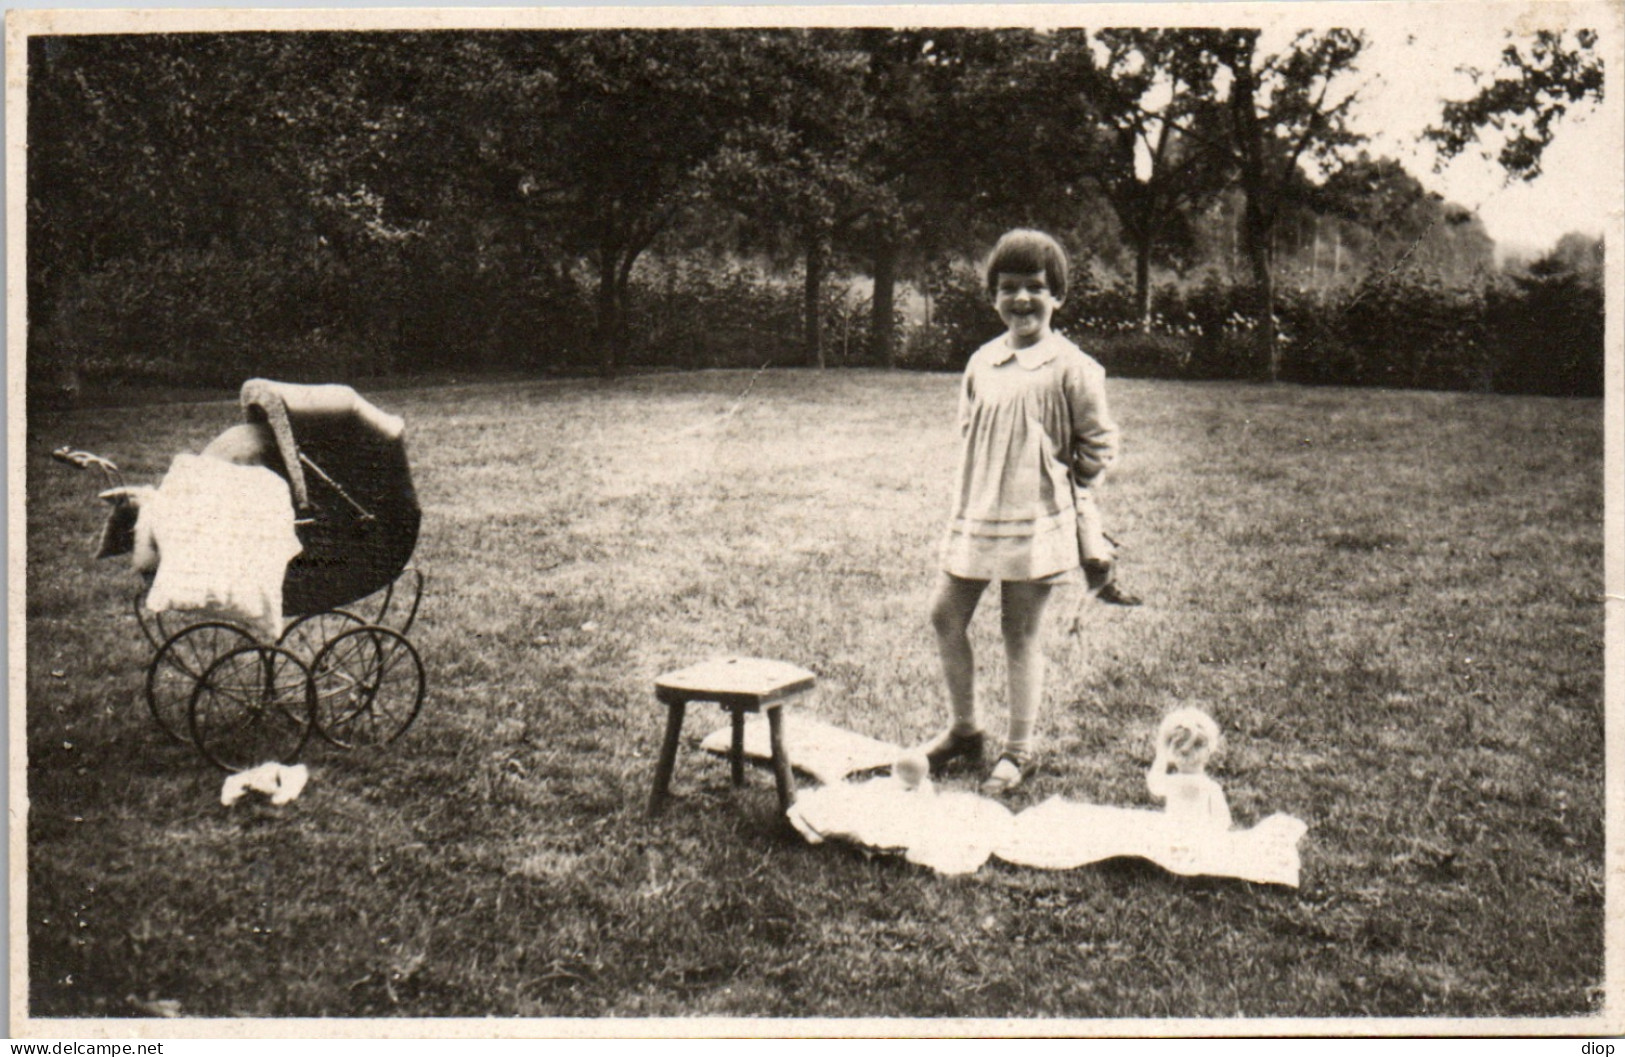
left=647, top=657, right=815, bottom=818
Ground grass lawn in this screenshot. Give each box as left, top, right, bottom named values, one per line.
left=17, top=369, right=1605, bottom=1025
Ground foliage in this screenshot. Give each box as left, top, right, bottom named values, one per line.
left=895, top=261, right=998, bottom=372
left=1053, top=265, right=1602, bottom=397
left=838, top=29, right=1087, bottom=365
left=1313, top=274, right=1490, bottom=391
left=1486, top=267, right=1606, bottom=398
left=622, top=255, right=805, bottom=370
left=697, top=31, right=883, bottom=367
left=23, top=27, right=1604, bottom=399
left=1425, top=29, right=1605, bottom=180
left=34, top=247, right=374, bottom=391
left=1541, top=232, right=1606, bottom=282
left=1212, top=28, right=1368, bottom=380
left=1314, top=154, right=1497, bottom=286
left=1083, top=30, right=1237, bottom=324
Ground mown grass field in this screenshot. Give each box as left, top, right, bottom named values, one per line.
left=17, top=369, right=1606, bottom=1026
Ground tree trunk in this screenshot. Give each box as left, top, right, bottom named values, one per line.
left=869, top=241, right=898, bottom=368
left=615, top=250, right=639, bottom=369
left=804, top=230, right=827, bottom=369
left=37, top=285, right=83, bottom=408
left=594, top=255, right=622, bottom=378
left=1246, top=220, right=1278, bottom=382
left=1225, top=33, right=1280, bottom=382
left=1135, top=239, right=1153, bottom=333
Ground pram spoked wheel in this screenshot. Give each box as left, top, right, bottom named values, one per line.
left=187, top=645, right=316, bottom=772
left=278, top=609, right=366, bottom=660
left=145, top=621, right=258, bottom=743
left=310, top=626, right=426, bottom=749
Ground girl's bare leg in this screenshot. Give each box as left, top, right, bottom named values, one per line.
left=928, top=573, right=988, bottom=734
left=999, top=579, right=1056, bottom=757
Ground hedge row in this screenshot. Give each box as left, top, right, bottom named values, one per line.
left=905, top=270, right=1605, bottom=397
left=31, top=251, right=1604, bottom=401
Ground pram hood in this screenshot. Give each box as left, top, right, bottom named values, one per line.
left=238, top=380, right=420, bottom=617
left=95, top=380, right=421, bottom=619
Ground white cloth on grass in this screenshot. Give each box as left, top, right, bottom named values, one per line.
left=993, top=796, right=1308, bottom=887
left=221, top=762, right=310, bottom=806
left=786, top=774, right=1013, bottom=876
left=712, top=715, right=1307, bottom=883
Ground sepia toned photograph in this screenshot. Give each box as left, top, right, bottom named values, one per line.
left=7, top=2, right=1622, bottom=1036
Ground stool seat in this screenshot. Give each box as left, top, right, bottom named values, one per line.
left=648, top=657, right=815, bottom=818
left=655, top=657, right=815, bottom=709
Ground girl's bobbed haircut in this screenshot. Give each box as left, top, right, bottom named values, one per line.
left=984, top=228, right=1070, bottom=302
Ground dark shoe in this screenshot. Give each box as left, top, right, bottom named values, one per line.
left=980, top=753, right=1037, bottom=796
left=1098, top=581, right=1143, bottom=606
left=917, top=728, right=987, bottom=775
left=1085, top=558, right=1143, bottom=606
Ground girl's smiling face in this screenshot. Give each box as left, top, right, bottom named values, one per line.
left=993, top=270, right=1062, bottom=348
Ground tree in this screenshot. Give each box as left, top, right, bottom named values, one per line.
left=699, top=31, right=875, bottom=367
left=844, top=28, right=1065, bottom=366
left=1538, top=230, right=1605, bottom=282
left=526, top=32, right=775, bottom=376
left=1081, top=29, right=1235, bottom=329
left=1316, top=153, right=1494, bottom=284
left=428, top=31, right=770, bottom=376
left=27, top=33, right=418, bottom=397
left=1425, top=29, right=1604, bottom=180
left=1215, top=28, right=1365, bottom=381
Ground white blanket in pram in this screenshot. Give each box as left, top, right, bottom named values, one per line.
left=141, top=454, right=303, bottom=642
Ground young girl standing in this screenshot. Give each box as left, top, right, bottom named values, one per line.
left=919, top=229, right=1120, bottom=795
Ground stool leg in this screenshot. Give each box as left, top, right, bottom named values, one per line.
left=766, top=704, right=796, bottom=811
left=648, top=700, right=687, bottom=818
left=730, top=707, right=747, bottom=787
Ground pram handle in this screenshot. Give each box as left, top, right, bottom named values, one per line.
left=51, top=446, right=125, bottom=488
left=297, top=453, right=376, bottom=525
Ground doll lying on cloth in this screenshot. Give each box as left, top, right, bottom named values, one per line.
left=782, top=708, right=1307, bottom=886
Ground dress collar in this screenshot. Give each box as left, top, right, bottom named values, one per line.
left=988, top=335, right=1059, bottom=370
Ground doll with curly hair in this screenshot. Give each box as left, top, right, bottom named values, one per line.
left=1146, top=707, right=1233, bottom=833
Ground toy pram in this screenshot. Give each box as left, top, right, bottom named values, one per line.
left=55, top=379, right=427, bottom=772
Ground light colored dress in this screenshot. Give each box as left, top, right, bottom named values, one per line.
left=940, top=332, right=1119, bottom=582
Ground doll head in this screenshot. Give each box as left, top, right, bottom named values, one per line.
left=1156, top=708, right=1222, bottom=774
left=893, top=751, right=930, bottom=792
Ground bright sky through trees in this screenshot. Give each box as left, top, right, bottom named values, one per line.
left=1264, top=13, right=1616, bottom=257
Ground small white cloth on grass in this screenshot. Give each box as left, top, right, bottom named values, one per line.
left=786, top=775, right=1013, bottom=876
left=700, top=713, right=902, bottom=784
left=221, top=762, right=310, bottom=806
left=142, top=454, right=303, bottom=642
left=993, top=796, right=1308, bottom=887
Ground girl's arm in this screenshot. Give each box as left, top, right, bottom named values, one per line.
left=1146, top=754, right=1172, bottom=800
left=1063, top=357, right=1120, bottom=483
left=958, top=358, right=976, bottom=436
